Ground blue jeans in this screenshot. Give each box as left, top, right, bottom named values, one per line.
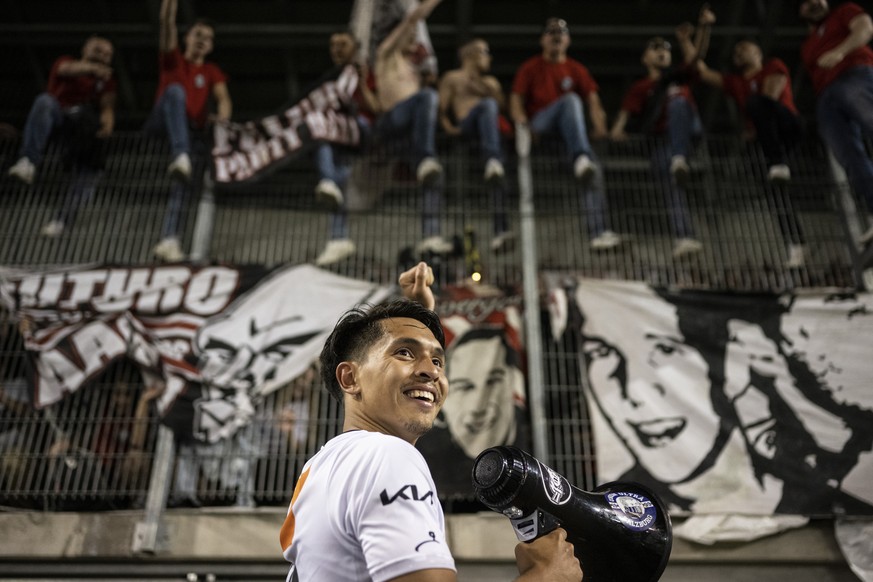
left=315, top=116, right=371, bottom=241
left=816, top=66, right=873, bottom=210
left=647, top=95, right=701, bottom=239
left=665, top=95, right=701, bottom=159
left=530, top=93, right=594, bottom=165
left=459, top=97, right=503, bottom=163
left=20, top=93, right=64, bottom=165
left=376, top=88, right=438, bottom=167
left=55, top=168, right=102, bottom=226
left=161, top=140, right=207, bottom=239
left=143, top=83, right=191, bottom=158
left=315, top=143, right=351, bottom=240
left=652, top=141, right=695, bottom=239
left=530, top=94, right=609, bottom=236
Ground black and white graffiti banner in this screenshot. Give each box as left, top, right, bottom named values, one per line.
left=0, top=264, right=390, bottom=443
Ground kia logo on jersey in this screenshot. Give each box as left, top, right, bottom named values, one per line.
left=380, top=484, right=435, bottom=505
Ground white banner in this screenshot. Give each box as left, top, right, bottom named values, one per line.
left=555, top=277, right=873, bottom=516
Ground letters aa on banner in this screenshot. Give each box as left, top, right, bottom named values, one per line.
left=0, top=264, right=390, bottom=444
left=555, top=276, right=873, bottom=518
left=415, top=284, right=530, bottom=499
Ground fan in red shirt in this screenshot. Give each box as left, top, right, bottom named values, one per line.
left=8, top=36, right=116, bottom=186
left=610, top=28, right=704, bottom=260
left=7, top=36, right=117, bottom=239
left=697, top=38, right=802, bottom=185
left=799, top=0, right=873, bottom=247
left=144, top=0, right=232, bottom=263
left=695, top=6, right=808, bottom=269
left=509, top=18, right=620, bottom=252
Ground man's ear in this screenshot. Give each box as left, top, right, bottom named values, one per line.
left=337, top=362, right=361, bottom=397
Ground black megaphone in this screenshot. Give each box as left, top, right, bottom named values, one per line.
left=472, top=446, right=672, bottom=582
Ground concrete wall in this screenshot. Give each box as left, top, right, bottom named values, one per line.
left=0, top=510, right=859, bottom=581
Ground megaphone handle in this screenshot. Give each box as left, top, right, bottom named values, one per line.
left=510, top=510, right=562, bottom=543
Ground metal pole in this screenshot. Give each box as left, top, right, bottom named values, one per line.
left=132, top=425, right=175, bottom=555
left=189, top=166, right=215, bottom=264
left=515, top=123, right=549, bottom=464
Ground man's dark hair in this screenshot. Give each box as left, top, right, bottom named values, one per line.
left=319, top=299, right=445, bottom=402
left=451, top=326, right=522, bottom=370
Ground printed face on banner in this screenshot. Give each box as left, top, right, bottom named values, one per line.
left=444, top=332, right=523, bottom=459
left=578, top=285, right=719, bottom=483
left=196, top=315, right=319, bottom=393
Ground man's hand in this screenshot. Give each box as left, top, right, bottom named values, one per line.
left=399, top=261, right=435, bottom=310
left=675, top=22, right=695, bottom=44
left=699, top=4, right=716, bottom=26
left=817, top=48, right=845, bottom=69
left=90, top=62, right=113, bottom=80
left=515, top=528, right=582, bottom=581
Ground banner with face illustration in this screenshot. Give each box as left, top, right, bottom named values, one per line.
left=551, top=277, right=873, bottom=516
left=0, top=264, right=390, bottom=443
left=415, top=285, right=530, bottom=499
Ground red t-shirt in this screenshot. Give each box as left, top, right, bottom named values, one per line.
left=46, top=56, right=117, bottom=109
left=620, top=75, right=695, bottom=134
left=801, top=2, right=873, bottom=94
left=722, top=58, right=798, bottom=128
left=511, top=55, right=599, bottom=118
left=155, top=48, right=227, bottom=128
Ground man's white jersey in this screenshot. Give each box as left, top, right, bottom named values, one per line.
left=280, top=430, right=456, bottom=581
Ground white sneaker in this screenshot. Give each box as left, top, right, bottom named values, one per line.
left=484, top=158, right=505, bottom=183
left=8, top=157, right=35, bottom=185
left=167, top=153, right=192, bottom=182
left=315, top=179, right=344, bottom=211
left=785, top=244, right=806, bottom=268
left=490, top=230, right=516, bottom=253
left=573, top=154, right=596, bottom=184
left=673, top=237, right=703, bottom=258
left=416, top=235, right=454, bottom=255
left=589, top=230, right=621, bottom=250
left=768, top=164, right=791, bottom=184
left=670, top=155, right=690, bottom=186
left=315, top=238, right=356, bottom=266
left=40, top=220, right=65, bottom=237
left=153, top=237, right=185, bottom=262
left=416, top=157, right=443, bottom=184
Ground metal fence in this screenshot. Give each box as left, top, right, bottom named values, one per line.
left=0, top=130, right=869, bottom=513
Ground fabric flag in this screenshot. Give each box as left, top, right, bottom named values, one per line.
left=0, top=264, right=391, bottom=443
left=212, top=64, right=361, bottom=184
left=350, top=0, right=438, bottom=75
left=550, top=276, right=873, bottom=517
left=416, top=284, right=529, bottom=499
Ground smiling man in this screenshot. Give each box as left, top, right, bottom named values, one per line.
left=279, top=264, right=582, bottom=582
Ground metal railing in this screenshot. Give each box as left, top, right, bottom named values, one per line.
left=0, top=130, right=869, bottom=518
